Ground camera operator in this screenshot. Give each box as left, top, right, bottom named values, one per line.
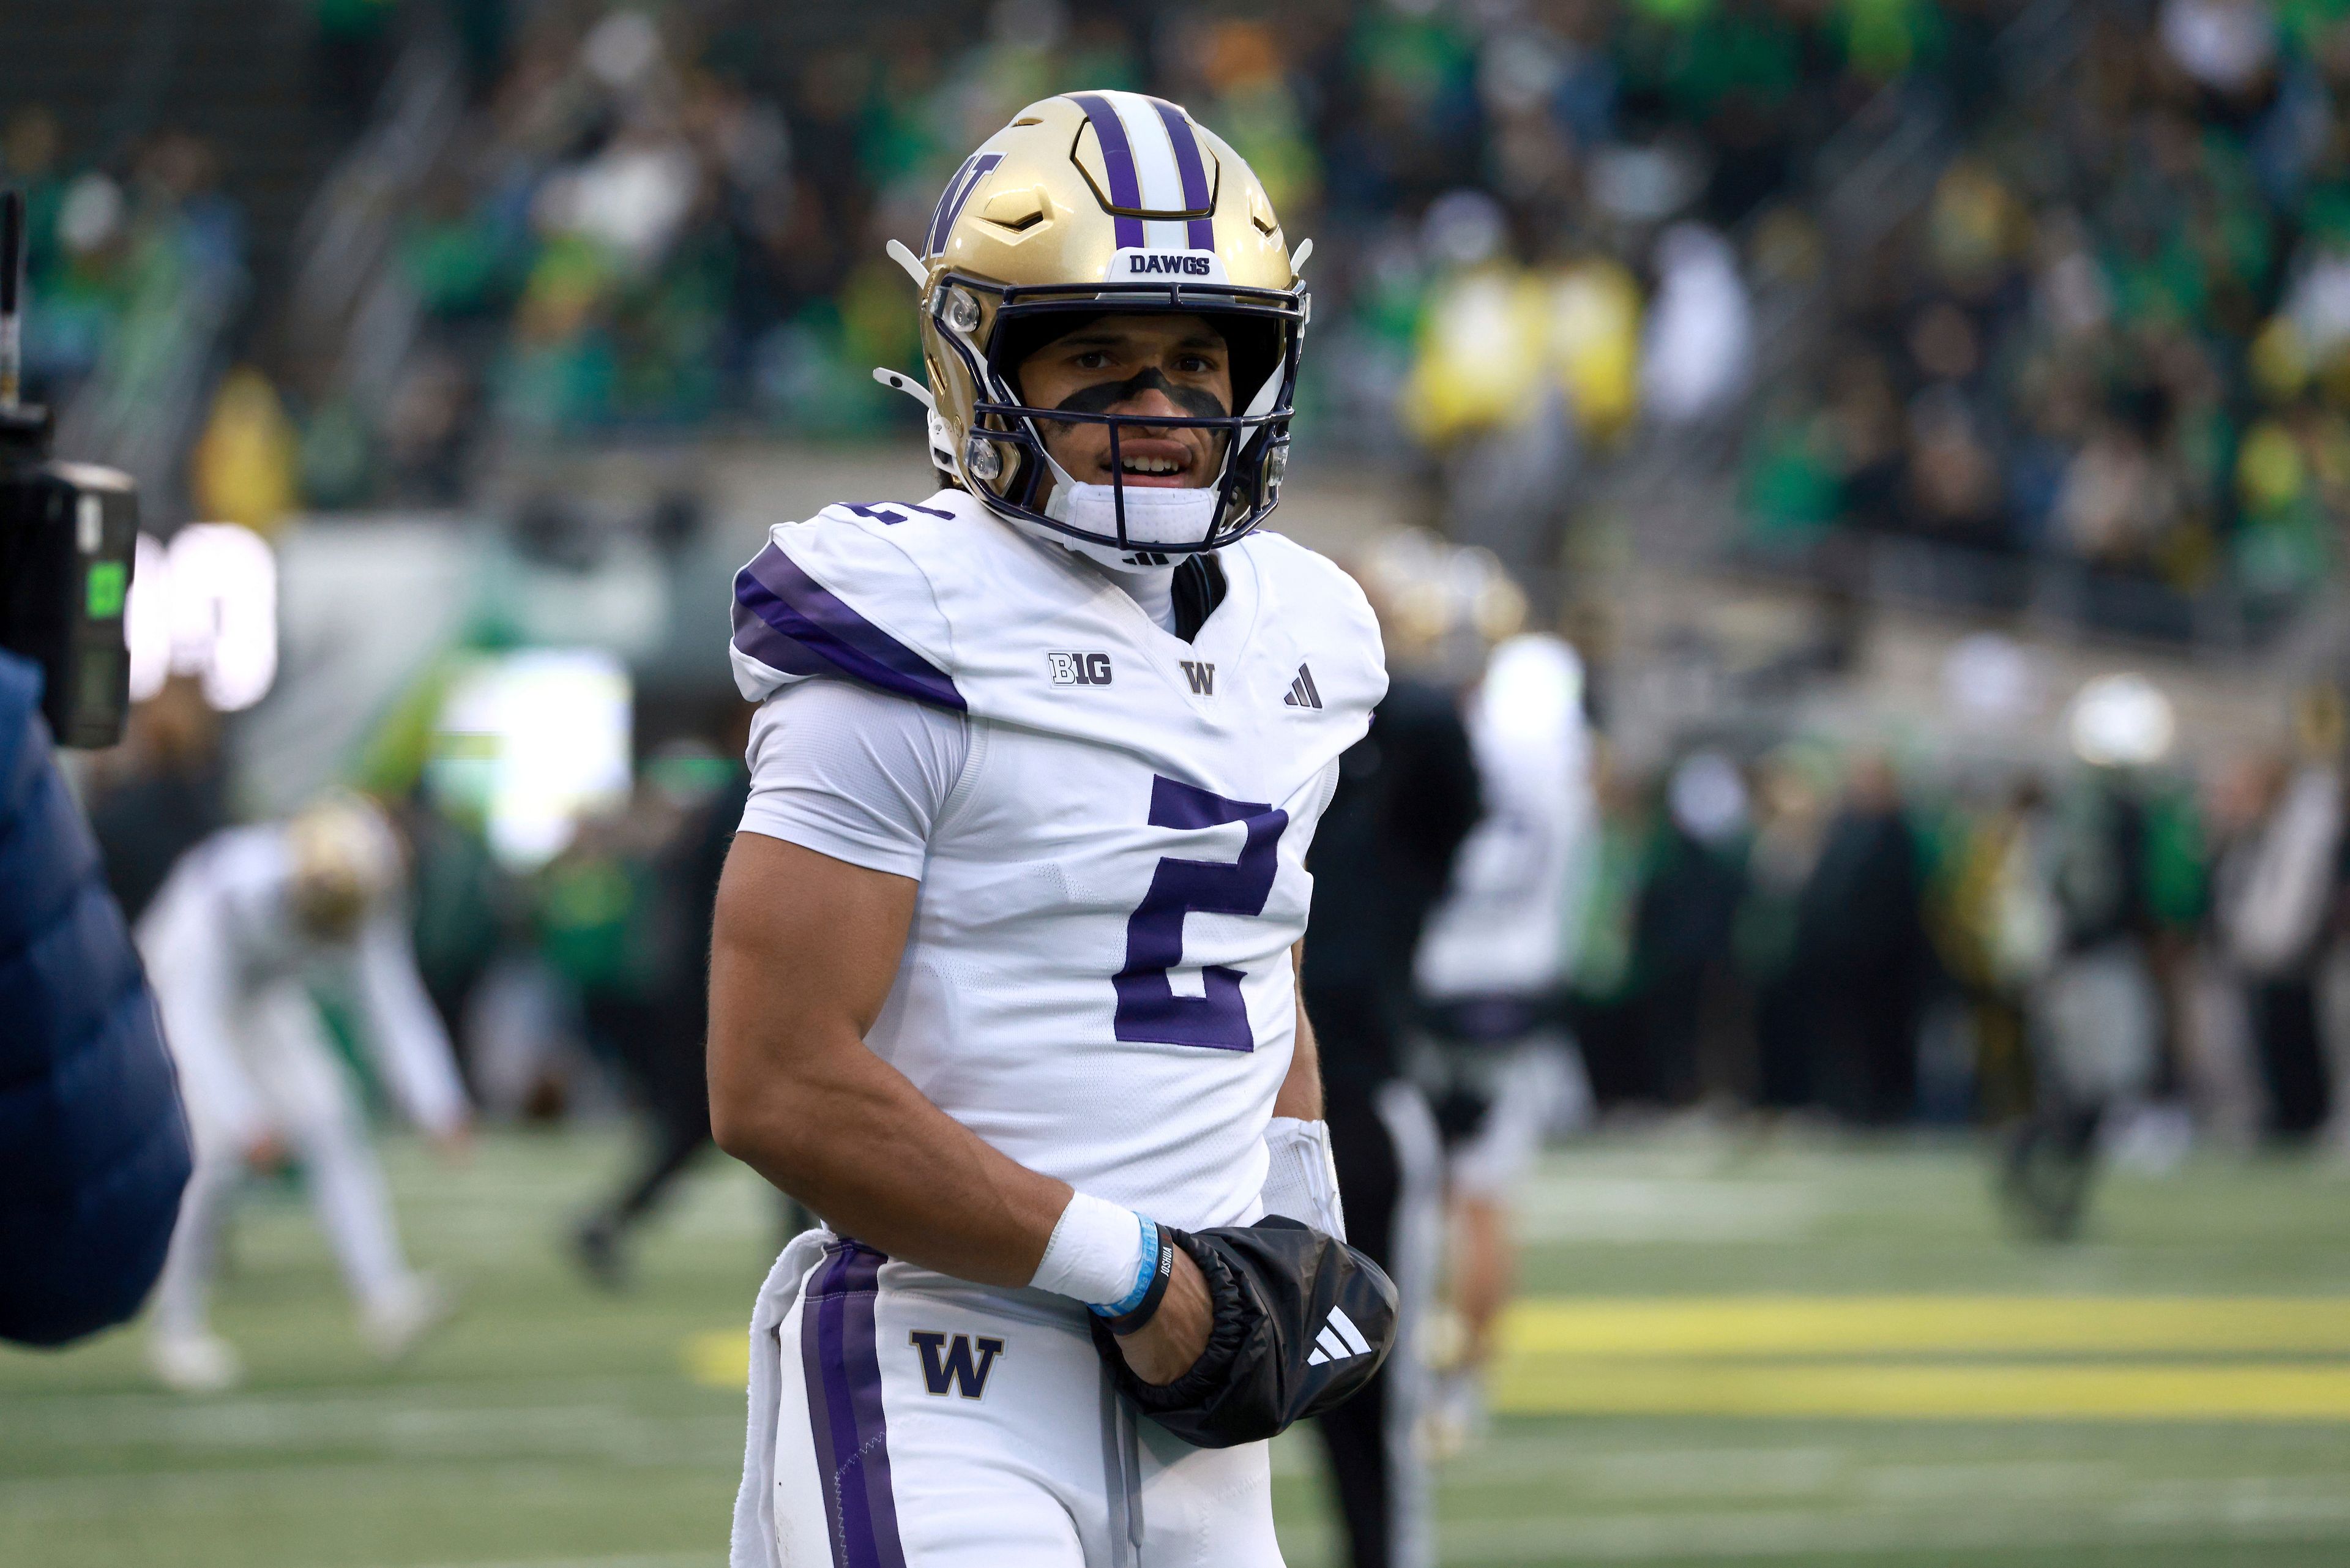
left=0, top=187, right=192, bottom=1348
left=0, top=649, right=193, bottom=1345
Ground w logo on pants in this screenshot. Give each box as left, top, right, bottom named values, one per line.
left=909, top=1331, right=1005, bottom=1398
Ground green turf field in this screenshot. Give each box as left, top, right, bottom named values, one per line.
left=6, top=1130, right=2349, bottom=1566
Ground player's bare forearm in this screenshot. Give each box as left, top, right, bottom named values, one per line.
left=1273, top=939, right=1324, bottom=1120
left=707, top=831, right=1070, bottom=1287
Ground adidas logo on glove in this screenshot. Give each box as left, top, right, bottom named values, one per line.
left=1090, top=1215, right=1398, bottom=1447
left=1305, top=1304, right=1375, bottom=1366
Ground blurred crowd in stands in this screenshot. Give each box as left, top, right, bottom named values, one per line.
left=2, top=108, right=253, bottom=528
left=1744, top=0, right=2350, bottom=623
left=13, top=0, right=2350, bottom=617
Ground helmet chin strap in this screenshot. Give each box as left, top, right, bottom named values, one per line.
left=1039, top=453, right=1220, bottom=564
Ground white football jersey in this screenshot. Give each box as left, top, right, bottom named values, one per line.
left=729, top=488, right=1384, bottom=1231
left=1414, top=634, right=1594, bottom=1002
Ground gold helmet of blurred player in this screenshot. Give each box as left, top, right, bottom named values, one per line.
left=878, top=92, right=1308, bottom=569
left=1352, top=528, right=1528, bottom=681
left=285, top=794, right=401, bottom=941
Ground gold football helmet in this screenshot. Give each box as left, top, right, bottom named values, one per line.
left=878, top=92, right=1308, bottom=562
left=285, top=793, right=401, bottom=941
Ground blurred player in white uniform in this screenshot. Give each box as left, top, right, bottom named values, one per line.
left=1412, top=632, right=1594, bottom=1453
left=141, top=797, right=469, bottom=1391
left=711, top=94, right=1379, bottom=1566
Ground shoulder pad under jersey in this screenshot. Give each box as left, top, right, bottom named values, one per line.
left=728, top=499, right=964, bottom=711
left=1240, top=531, right=1389, bottom=723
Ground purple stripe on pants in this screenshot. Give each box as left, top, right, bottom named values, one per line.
left=733, top=544, right=966, bottom=713
left=801, top=1242, right=906, bottom=1568
left=1147, top=97, right=1218, bottom=250
left=1069, top=94, right=1146, bottom=250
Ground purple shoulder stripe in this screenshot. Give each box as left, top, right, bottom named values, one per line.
left=800, top=1242, right=906, bottom=1568
left=732, top=543, right=965, bottom=713
left=1069, top=93, right=1146, bottom=250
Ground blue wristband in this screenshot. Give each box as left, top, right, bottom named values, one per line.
left=1089, top=1214, right=1162, bottom=1318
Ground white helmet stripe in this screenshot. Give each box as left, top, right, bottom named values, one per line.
left=1107, top=90, right=1190, bottom=217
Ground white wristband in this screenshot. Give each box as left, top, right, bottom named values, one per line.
left=1261, top=1116, right=1347, bottom=1242
left=1030, top=1190, right=1149, bottom=1307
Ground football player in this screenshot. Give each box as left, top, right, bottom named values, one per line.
left=141, top=796, right=470, bottom=1392
left=1299, top=654, right=1482, bottom=1568
left=1412, top=632, right=1594, bottom=1457
left=711, top=93, right=1383, bottom=1566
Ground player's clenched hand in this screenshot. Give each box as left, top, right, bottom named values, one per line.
left=1114, top=1244, right=1211, bottom=1385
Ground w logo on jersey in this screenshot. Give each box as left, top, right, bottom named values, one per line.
left=909, top=1331, right=1005, bottom=1398
left=1179, top=659, right=1215, bottom=695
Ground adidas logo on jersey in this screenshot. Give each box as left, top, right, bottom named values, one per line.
left=1305, top=1305, right=1374, bottom=1367
left=1281, top=663, right=1322, bottom=709
left=1048, top=651, right=1114, bottom=686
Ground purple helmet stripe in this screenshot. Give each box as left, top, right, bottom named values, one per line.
left=925, top=152, right=1002, bottom=256
left=1147, top=97, right=1217, bottom=249
left=733, top=545, right=966, bottom=713
left=800, top=1243, right=906, bottom=1568
left=1069, top=93, right=1146, bottom=249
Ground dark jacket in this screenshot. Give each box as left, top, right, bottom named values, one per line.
left=0, top=652, right=192, bottom=1346
left=1300, top=676, right=1483, bottom=1090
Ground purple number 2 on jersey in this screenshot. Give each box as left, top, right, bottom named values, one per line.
left=1113, top=775, right=1290, bottom=1052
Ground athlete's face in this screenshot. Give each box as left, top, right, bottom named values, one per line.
left=1015, top=314, right=1233, bottom=495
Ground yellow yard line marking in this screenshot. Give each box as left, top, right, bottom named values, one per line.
left=1489, top=1358, right=2350, bottom=1421
left=1501, top=1297, right=2350, bottom=1358
left=688, top=1296, right=2350, bottom=1419
left=683, top=1331, right=750, bottom=1388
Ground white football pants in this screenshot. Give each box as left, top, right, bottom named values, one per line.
left=739, top=1232, right=1285, bottom=1567
left=152, top=983, right=420, bottom=1338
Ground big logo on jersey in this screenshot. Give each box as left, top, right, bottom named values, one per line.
left=1113, top=775, right=1290, bottom=1053
left=1048, top=651, right=1113, bottom=685
left=909, top=1331, right=1005, bottom=1398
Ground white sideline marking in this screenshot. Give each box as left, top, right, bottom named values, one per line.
left=394, top=1556, right=713, bottom=1568
left=395, top=1561, right=709, bottom=1568
left=1433, top=1488, right=2350, bottom=1562
left=1512, top=1176, right=1821, bottom=1242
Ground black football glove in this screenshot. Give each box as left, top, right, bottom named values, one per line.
left=1087, top=1215, right=1397, bottom=1449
